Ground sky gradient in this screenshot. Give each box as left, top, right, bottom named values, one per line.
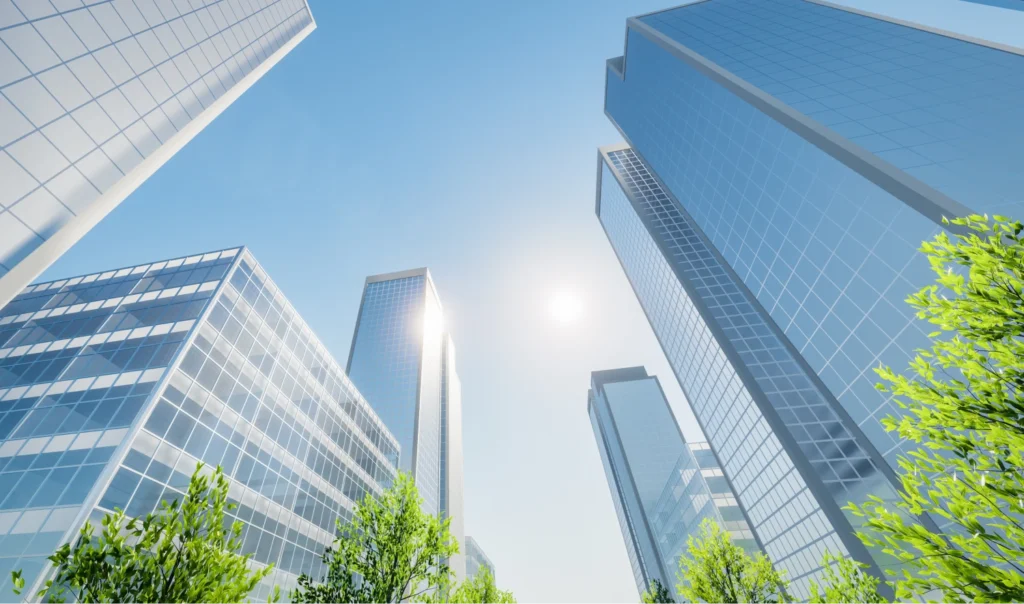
left=39, top=0, right=1024, bottom=601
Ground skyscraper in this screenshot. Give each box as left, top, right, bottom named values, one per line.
left=588, top=367, right=758, bottom=601
left=346, top=268, right=465, bottom=577
left=599, top=0, right=1018, bottom=594
left=464, top=536, right=495, bottom=581
left=441, top=334, right=466, bottom=582
left=0, top=0, right=315, bottom=308
left=0, top=247, right=399, bottom=599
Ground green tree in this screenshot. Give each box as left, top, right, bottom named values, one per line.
left=807, top=551, right=885, bottom=603
left=10, top=463, right=274, bottom=603
left=448, top=566, right=515, bottom=603
left=850, top=214, right=1024, bottom=602
left=676, top=518, right=787, bottom=603
left=291, top=472, right=458, bottom=603
left=640, top=578, right=674, bottom=603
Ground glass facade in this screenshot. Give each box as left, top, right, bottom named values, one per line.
left=0, top=0, right=315, bottom=308
left=588, top=367, right=758, bottom=601
left=963, top=0, right=1024, bottom=9
left=346, top=269, right=450, bottom=517
left=649, top=441, right=758, bottom=600
left=0, top=247, right=398, bottom=600
left=440, top=334, right=466, bottom=580
left=605, top=0, right=1024, bottom=467
left=597, top=147, right=908, bottom=597
left=464, top=535, right=495, bottom=582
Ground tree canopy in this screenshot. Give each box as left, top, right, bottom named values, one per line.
left=11, top=463, right=273, bottom=603
left=850, top=215, right=1024, bottom=602
left=290, top=472, right=457, bottom=603
left=676, top=519, right=787, bottom=603
left=807, top=551, right=885, bottom=604
left=640, top=578, right=673, bottom=603
left=449, top=566, right=515, bottom=603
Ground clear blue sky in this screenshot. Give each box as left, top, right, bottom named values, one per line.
left=40, top=0, right=1022, bottom=601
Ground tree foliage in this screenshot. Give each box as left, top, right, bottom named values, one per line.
left=676, top=519, right=787, bottom=603
left=807, top=551, right=885, bottom=603
left=448, top=566, right=515, bottom=603
left=850, top=214, right=1024, bottom=602
left=290, top=472, right=458, bottom=603
left=640, top=578, right=674, bottom=603
left=10, top=463, right=273, bottom=603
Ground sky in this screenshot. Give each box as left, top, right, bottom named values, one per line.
left=38, top=0, right=1023, bottom=602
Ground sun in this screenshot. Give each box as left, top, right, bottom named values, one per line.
left=549, top=291, right=583, bottom=324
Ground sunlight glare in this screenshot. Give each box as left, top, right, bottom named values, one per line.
left=549, top=291, right=583, bottom=324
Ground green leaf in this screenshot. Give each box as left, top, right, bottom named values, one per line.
left=860, top=214, right=1024, bottom=602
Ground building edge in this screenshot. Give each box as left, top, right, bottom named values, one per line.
left=21, top=247, right=248, bottom=598
left=0, top=22, right=316, bottom=310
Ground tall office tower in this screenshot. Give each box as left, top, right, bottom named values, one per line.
left=588, top=367, right=757, bottom=601
left=0, top=247, right=399, bottom=600
left=464, top=536, right=495, bottom=581
left=346, top=269, right=465, bottom=571
left=0, top=0, right=315, bottom=308
left=440, top=334, right=466, bottom=580
left=599, top=0, right=1020, bottom=594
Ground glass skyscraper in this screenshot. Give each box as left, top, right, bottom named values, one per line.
left=0, top=247, right=399, bottom=600
left=588, top=367, right=757, bottom=601
left=346, top=268, right=465, bottom=577
left=440, top=334, right=466, bottom=581
left=464, top=535, right=495, bottom=582
left=596, top=0, right=1018, bottom=594
left=0, top=0, right=315, bottom=308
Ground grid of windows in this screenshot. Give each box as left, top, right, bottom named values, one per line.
left=650, top=442, right=757, bottom=602
left=0, top=247, right=399, bottom=600
left=347, top=273, right=444, bottom=516
left=0, top=248, right=236, bottom=597
left=590, top=369, right=757, bottom=601
left=0, top=0, right=314, bottom=298
left=415, top=289, right=443, bottom=516
left=640, top=0, right=1024, bottom=215
left=598, top=154, right=849, bottom=597
left=589, top=382, right=659, bottom=597
left=606, top=21, right=943, bottom=464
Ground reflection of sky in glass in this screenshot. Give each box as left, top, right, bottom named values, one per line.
left=347, top=273, right=443, bottom=515
left=642, top=0, right=1024, bottom=214
left=606, top=0, right=1024, bottom=469
left=590, top=370, right=756, bottom=601
left=598, top=149, right=892, bottom=598
left=0, top=248, right=399, bottom=599
left=0, top=0, right=314, bottom=297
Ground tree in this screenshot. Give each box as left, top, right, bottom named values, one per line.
left=290, top=472, right=458, bottom=603
left=10, top=463, right=274, bottom=603
left=676, top=518, right=787, bottom=603
left=807, top=551, right=885, bottom=603
left=640, top=578, right=674, bottom=603
left=448, top=566, right=515, bottom=603
left=849, top=214, right=1024, bottom=602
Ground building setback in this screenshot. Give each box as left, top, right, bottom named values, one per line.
left=0, top=247, right=398, bottom=599
left=346, top=268, right=465, bottom=579
left=0, top=0, right=315, bottom=308
left=597, top=0, right=1020, bottom=595
left=588, top=367, right=758, bottom=601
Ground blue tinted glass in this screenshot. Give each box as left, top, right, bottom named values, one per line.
left=0, top=248, right=399, bottom=598
left=589, top=371, right=756, bottom=601
left=606, top=17, right=943, bottom=468
left=597, top=151, right=907, bottom=597
left=640, top=0, right=1024, bottom=216
left=347, top=274, right=443, bottom=515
